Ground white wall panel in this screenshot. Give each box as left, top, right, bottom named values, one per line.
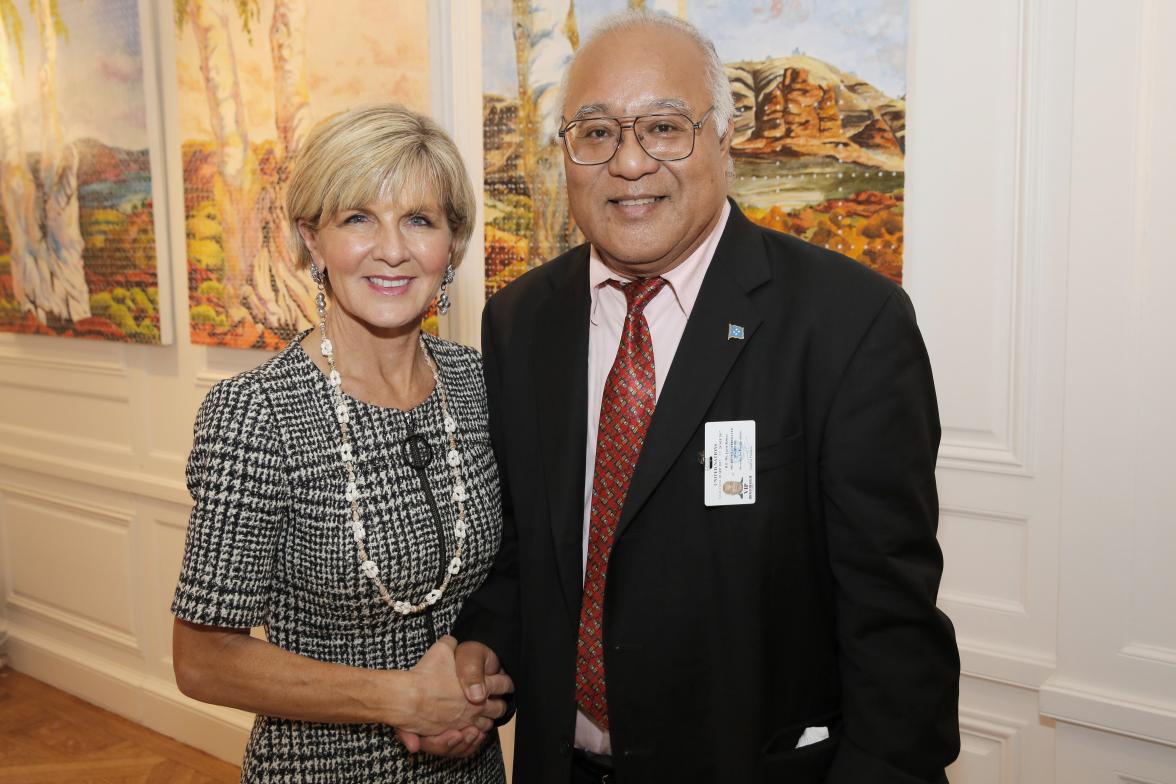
left=0, top=349, right=130, bottom=401
left=1057, top=724, right=1176, bottom=784
left=1120, top=0, right=1176, bottom=664
left=1047, top=0, right=1176, bottom=746
left=938, top=507, right=1028, bottom=616
left=0, top=485, right=137, bottom=652
left=151, top=512, right=190, bottom=668
left=910, top=0, right=1072, bottom=690
left=0, top=387, right=134, bottom=459
left=906, top=0, right=1026, bottom=473
left=948, top=708, right=1024, bottom=784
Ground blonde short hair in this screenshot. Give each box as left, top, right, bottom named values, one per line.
left=286, top=104, right=476, bottom=271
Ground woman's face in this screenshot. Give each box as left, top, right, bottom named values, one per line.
left=301, top=192, right=453, bottom=335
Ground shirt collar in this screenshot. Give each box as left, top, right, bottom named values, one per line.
left=588, top=200, right=731, bottom=325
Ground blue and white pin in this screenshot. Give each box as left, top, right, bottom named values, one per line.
left=727, top=323, right=745, bottom=341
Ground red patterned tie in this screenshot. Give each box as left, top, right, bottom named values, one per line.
left=576, top=276, right=667, bottom=729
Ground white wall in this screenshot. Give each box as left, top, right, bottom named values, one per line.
left=0, top=1, right=1173, bottom=780
left=909, top=0, right=1176, bottom=780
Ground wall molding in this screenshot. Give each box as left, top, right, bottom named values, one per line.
left=192, top=346, right=275, bottom=392
left=938, top=444, right=1029, bottom=476
left=0, top=444, right=189, bottom=506
left=1121, top=643, right=1176, bottom=668
left=5, top=595, right=140, bottom=654
left=959, top=639, right=1055, bottom=690
left=1119, top=775, right=1166, bottom=784
left=6, top=624, right=250, bottom=764
left=1040, top=677, right=1176, bottom=750
left=959, top=707, right=1024, bottom=784
left=193, top=370, right=228, bottom=391
left=0, top=483, right=141, bottom=653
left=938, top=505, right=1030, bottom=617
left=942, top=593, right=1027, bottom=617
left=0, top=349, right=128, bottom=379
left=0, top=423, right=135, bottom=459
left=0, top=354, right=132, bottom=404
left=936, top=0, right=1047, bottom=478
left=0, top=482, right=135, bottom=525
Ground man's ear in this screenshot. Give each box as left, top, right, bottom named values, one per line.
left=719, top=119, right=735, bottom=153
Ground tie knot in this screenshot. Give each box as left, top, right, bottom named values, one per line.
left=609, top=276, right=667, bottom=316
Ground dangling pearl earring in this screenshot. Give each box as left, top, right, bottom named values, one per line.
left=309, top=263, right=329, bottom=342
left=437, top=264, right=456, bottom=315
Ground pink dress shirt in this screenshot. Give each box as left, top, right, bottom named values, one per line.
left=575, top=201, right=731, bottom=754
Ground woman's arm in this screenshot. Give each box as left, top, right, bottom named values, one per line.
left=173, top=620, right=511, bottom=735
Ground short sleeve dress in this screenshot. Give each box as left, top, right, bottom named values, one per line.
left=172, top=331, right=505, bottom=784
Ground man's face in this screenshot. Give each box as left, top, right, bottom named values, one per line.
left=561, top=25, right=732, bottom=277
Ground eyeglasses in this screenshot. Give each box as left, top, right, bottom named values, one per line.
left=558, top=106, right=715, bottom=165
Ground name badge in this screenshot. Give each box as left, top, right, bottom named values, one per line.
left=704, top=420, right=755, bottom=506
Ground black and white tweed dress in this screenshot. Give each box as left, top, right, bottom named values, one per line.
left=172, top=331, right=505, bottom=784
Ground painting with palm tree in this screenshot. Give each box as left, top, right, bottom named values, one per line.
left=484, top=0, right=908, bottom=296
left=175, top=0, right=430, bottom=349
left=0, top=0, right=164, bottom=342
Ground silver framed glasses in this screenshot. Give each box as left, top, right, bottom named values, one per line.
left=559, top=106, right=715, bottom=165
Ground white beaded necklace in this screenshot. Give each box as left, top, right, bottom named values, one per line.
left=316, top=290, right=467, bottom=616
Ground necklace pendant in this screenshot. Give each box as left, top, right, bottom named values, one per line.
left=403, top=434, right=433, bottom=470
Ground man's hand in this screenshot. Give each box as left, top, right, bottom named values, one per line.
left=454, top=640, right=504, bottom=705
left=400, top=725, right=486, bottom=757
left=395, top=637, right=512, bottom=757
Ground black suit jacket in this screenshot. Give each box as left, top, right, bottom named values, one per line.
left=454, top=203, right=960, bottom=783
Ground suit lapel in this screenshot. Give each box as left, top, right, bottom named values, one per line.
left=531, top=249, right=591, bottom=621
left=618, top=205, right=772, bottom=535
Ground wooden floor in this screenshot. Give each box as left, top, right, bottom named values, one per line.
left=0, top=668, right=240, bottom=783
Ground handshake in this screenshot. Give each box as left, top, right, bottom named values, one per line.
left=394, top=635, right=512, bottom=758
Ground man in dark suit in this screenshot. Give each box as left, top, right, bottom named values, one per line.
left=450, top=11, right=959, bottom=783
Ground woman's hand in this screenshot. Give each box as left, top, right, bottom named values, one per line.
left=395, top=636, right=513, bottom=756
left=399, top=636, right=512, bottom=738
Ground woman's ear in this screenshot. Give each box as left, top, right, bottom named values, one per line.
left=297, top=220, right=320, bottom=261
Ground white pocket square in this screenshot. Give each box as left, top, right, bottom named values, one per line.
left=796, top=725, right=830, bottom=748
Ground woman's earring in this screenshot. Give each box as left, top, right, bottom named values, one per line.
left=437, top=264, right=456, bottom=315
left=310, top=263, right=328, bottom=329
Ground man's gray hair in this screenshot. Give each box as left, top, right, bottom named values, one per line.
left=556, top=9, right=735, bottom=138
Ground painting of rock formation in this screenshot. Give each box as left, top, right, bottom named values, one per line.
left=175, top=0, right=430, bottom=349
left=0, top=0, right=165, bottom=343
left=484, top=0, right=908, bottom=293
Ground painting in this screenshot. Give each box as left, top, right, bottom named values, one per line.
left=483, top=0, right=908, bottom=296
left=175, top=0, right=430, bottom=349
left=0, top=0, right=165, bottom=343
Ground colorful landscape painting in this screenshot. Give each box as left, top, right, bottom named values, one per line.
left=175, top=0, right=430, bottom=349
left=483, top=0, right=908, bottom=295
left=0, top=0, right=163, bottom=343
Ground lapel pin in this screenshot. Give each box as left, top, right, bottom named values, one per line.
left=727, top=323, right=745, bottom=341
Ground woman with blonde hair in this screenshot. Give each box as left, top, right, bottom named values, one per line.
left=172, top=104, right=508, bottom=782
